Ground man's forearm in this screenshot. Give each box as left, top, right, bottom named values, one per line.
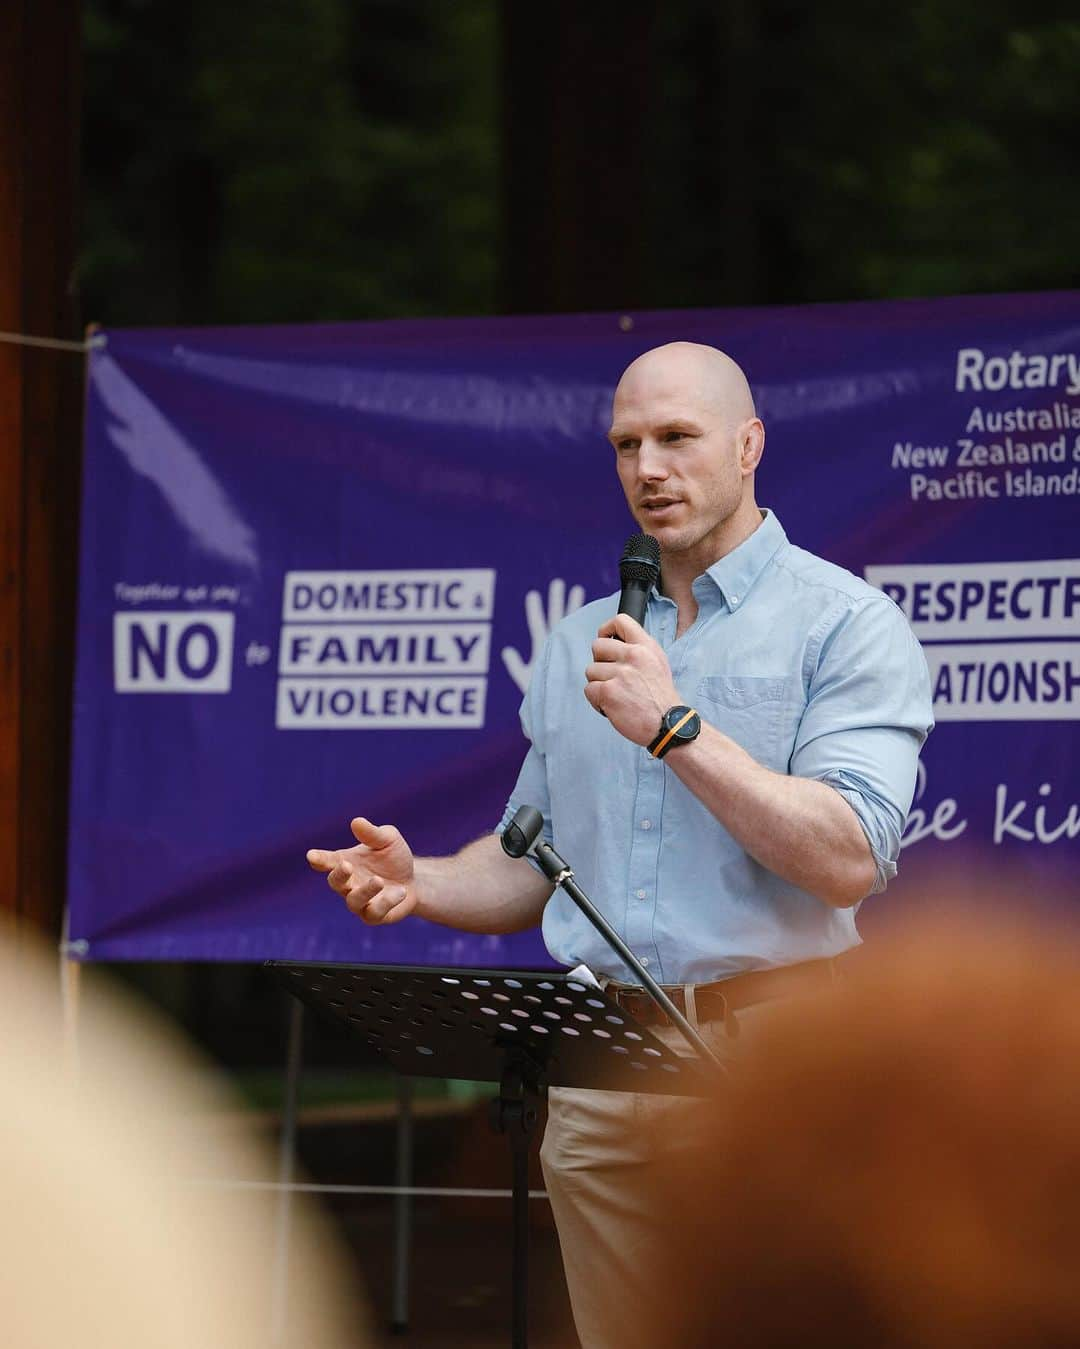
left=413, top=833, right=554, bottom=934
left=667, top=723, right=877, bottom=908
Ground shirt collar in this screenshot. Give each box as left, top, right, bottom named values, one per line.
left=694, top=509, right=787, bottom=612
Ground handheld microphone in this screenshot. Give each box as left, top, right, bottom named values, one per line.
left=617, top=532, right=660, bottom=627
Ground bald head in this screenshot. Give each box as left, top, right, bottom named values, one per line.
left=607, top=340, right=766, bottom=572
left=613, top=342, right=756, bottom=429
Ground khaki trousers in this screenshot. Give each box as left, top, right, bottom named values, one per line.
left=540, top=1012, right=743, bottom=1349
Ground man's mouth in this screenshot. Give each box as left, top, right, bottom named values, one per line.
left=640, top=498, right=680, bottom=516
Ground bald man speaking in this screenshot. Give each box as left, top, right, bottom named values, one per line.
left=308, top=343, right=933, bottom=1348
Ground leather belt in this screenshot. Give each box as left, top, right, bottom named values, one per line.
left=607, top=957, right=842, bottom=1029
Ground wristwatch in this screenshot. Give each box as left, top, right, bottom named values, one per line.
left=647, top=705, right=702, bottom=759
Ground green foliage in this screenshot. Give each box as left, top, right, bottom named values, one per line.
left=80, top=0, right=1079, bottom=325
left=81, top=0, right=498, bottom=324
left=776, top=3, right=1080, bottom=299
left=232, top=1068, right=455, bottom=1112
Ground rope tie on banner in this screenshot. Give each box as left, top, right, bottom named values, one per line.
left=0, top=330, right=105, bottom=353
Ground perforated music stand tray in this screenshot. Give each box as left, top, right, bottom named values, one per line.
left=271, top=960, right=711, bottom=1095
left=269, top=960, right=712, bottom=1347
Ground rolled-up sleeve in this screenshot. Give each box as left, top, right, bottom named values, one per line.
left=791, top=597, right=934, bottom=893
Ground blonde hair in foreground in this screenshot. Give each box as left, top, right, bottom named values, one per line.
left=0, top=935, right=368, bottom=1349
left=644, top=904, right=1080, bottom=1349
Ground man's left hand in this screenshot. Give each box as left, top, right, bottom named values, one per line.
left=584, top=614, right=681, bottom=745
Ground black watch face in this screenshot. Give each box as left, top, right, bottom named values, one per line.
left=665, top=706, right=700, bottom=741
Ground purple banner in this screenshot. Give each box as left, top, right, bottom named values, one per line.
left=68, top=294, right=1080, bottom=962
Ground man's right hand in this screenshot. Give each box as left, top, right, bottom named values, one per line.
left=306, top=817, right=419, bottom=925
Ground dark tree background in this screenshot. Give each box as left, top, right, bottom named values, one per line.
left=76, top=0, right=1080, bottom=1067
left=82, top=0, right=499, bottom=323
left=81, top=0, right=1080, bottom=329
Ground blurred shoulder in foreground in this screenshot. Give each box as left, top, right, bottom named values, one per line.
left=645, top=893, right=1080, bottom=1349
left=1, top=933, right=369, bottom=1349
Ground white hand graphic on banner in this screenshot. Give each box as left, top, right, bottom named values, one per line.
left=501, top=578, right=586, bottom=694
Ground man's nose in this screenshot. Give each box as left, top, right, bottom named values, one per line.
left=636, top=441, right=669, bottom=481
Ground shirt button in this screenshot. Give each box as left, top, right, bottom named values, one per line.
left=640, top=819, right=652, bottom=830
left=639, top=957, right=650, bottom=968
left=730, top=594, right=740, bottom=606
left=635, top=888, right=647, bottom=900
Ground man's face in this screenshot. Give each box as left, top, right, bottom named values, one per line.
left=607, top=359, right=748, bottom=562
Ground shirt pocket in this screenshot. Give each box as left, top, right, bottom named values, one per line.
left=694, top=675, right=801, bottom=770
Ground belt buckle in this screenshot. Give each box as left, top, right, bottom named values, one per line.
left=616, top=985, right=662, bottom=1026
left=632, top=989, right=660, bottom=1026
left=653, top=985, right=686, bottom=1029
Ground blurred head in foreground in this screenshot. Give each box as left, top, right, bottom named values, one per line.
left=1, top=935, right=368, bottom=1349
left=645, top=909, right=1080, bottom=1348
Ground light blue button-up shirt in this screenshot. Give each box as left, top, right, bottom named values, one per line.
left=499, top=510, right=933, bottom=984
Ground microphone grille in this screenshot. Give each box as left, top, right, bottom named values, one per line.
left=619, top=532, right=661, bottom=585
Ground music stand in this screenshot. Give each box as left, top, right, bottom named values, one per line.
left=269, top=959, right=711, bottom=1348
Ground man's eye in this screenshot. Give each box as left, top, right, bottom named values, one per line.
left=664, top=431, right=686, bottom=442
left=616, top=440, right=637, bottom=453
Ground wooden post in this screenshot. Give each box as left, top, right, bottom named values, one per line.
left=0, top=0, right=82, bottom=940
left=499, top=1, right=658, bottom=315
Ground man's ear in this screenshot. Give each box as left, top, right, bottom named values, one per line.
left=740, top=418, right=765, bottom=476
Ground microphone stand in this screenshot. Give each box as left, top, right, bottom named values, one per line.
left=503, top=808, right=727, bottom=1075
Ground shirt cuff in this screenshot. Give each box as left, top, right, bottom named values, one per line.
left=818, top=776, right=898, bottom=895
